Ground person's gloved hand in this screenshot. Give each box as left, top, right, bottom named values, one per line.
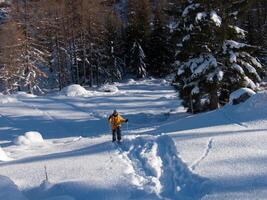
left=125, top=119, right=129, bottom=123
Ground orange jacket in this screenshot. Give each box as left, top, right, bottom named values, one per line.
left=108, top=114, right=126, bottom=130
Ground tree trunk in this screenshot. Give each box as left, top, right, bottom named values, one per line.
left=210, top=87, right=219, bottom=110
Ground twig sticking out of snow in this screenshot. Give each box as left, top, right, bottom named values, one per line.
left=44, top=165, right=49, bottom=182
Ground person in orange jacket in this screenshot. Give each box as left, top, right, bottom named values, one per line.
left=108, top=110, right=128, bottom=142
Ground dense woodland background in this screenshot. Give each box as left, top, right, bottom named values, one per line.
left=0, top=0, right=266, bottom=113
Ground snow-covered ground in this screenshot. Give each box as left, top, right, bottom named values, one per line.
left=0, top=78, right=267, bottom=200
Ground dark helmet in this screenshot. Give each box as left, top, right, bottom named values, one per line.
left=113, top=110, right=118, bottom=116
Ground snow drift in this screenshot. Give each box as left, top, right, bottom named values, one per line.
left=60, top=85, right=91, bottom=97
left=0, top=93, right=17, bottom=104
left=99, top=84, right=119, bottom=93
left=229, top=87, right=256, bottom=104
left=0, top=176, right=28, bottom=200
left=14, top=131, right=44, bottom=146
left=232, top=91, right=267, bottom=123
left=0, top=146, right=12, bottom=161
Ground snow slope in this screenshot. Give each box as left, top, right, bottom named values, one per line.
left=0, top=79, right=267, bottom=200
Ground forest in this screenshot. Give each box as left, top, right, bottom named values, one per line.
left=0, top=0, right=266, bottom=113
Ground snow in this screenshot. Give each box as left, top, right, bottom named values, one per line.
left=0, top=93, right=17, bottom=104
left=0, top=175, right=27, bottom=200
left=229, top=88, right=256, bottom=104
left=230, top=51, right=237, bottom=63
left=196, top=12, right=207, bottom=22
left=235, top=91, right=267, bottom=114
left=229, top=25, right=246, bottom=38
left=191, top=54, right=217, bottom=77
left=0, top=146, right=13, bottom=161
left=242, top=61, right=261, bottom=81
left=182, top=34, right=190, bottom=42
left=223, top=40, right=247, bottom=52
left=251, top=57, right=262, bottom=69
left=244, top=76, right=257, bottom=89
left=191, top=86, right=200, bottom=95
left=182, top=3, right=200, bottom=17
left=14, top=131, right=44, bottom=146
left=99, top=84, right=119, bottom=93
left=232, top=63, right=245, bottom=74
left=210, top=11, right=222, bottom=27
left=0, top=78, right=267, bottom=199
left=60, top=84, right=91, bottom=97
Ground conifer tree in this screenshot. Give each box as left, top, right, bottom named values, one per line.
left=174, top=0, right=265, bottom=113
left=147, top=0, right=174, bottom=77
left=129, top=42, right=147, bottom=79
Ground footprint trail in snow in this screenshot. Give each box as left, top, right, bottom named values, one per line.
left=114, top=135, right=209, bottom=199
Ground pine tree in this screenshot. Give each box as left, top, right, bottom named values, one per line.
left=174, top=0, right=265, bottom=113
left=126, top=0, right=151, bottom=48
left=125, top=0, right=151, bottom=74
left=129, top=42, right=147, bottom=78
left=147, top=0, right=174, bottom=77
left=174, top=0, right=224, bottom=112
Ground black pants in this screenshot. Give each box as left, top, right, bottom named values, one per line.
left=112, top=127, right=121, bottom=142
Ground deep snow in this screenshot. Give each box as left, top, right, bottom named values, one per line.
left=0, top=79, right=267, bottom=200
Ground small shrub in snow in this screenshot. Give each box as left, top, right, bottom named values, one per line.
left=14, top=131, right=44, bottom=146
left=99, top=85, right=119, bottom=93
left=60, top=85, right=90, bottom=97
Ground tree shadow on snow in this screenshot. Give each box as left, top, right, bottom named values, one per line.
left=24, top=180, right=160, bottom=200
left=0, top=141, right=112, bottom=167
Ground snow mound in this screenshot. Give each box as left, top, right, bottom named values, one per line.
left=0, top=146, right=13, bottom=161
left=14, top=131, right=44, bottom=146
left=60, top=85, right=91, bottom=97
left=99, top=84, right=119, bottom=93
left=0, top=93, right=18, bottom=104
left=229, top=88, right=256, bottom=104
left=127, top=79, right=136, bottom=85
left=0, top=175, right=28, bottom=200
left=14, top=92, right=36, bottom=98
left=236, top=91, right=267, bottom=112
left=116, top=135, right=208, bottom=199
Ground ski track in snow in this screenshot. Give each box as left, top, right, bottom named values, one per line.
left=114, top=136, right=209, bottom=199
left=0, top=80, right=265, bottom=200
left=17, top=98, right=70, bottom=135
left=191, top=138, right=213, bottom=171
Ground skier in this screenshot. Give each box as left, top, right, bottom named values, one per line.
left=108, top=110, right=128, bottom=142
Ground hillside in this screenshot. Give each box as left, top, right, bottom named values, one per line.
left=0, top=79, right=267, bottom=199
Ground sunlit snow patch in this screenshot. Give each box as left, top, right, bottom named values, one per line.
left=14, top=131, right=44, bottom=146
left=229, top=88, right=256, bottom=104
left=0, top=93, right=18, bottom=104
left=0, top=146, right=13, bottom=161
left=98, top=84, right=119, bottom=93
left=60, top=84, right=91, bottom=97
